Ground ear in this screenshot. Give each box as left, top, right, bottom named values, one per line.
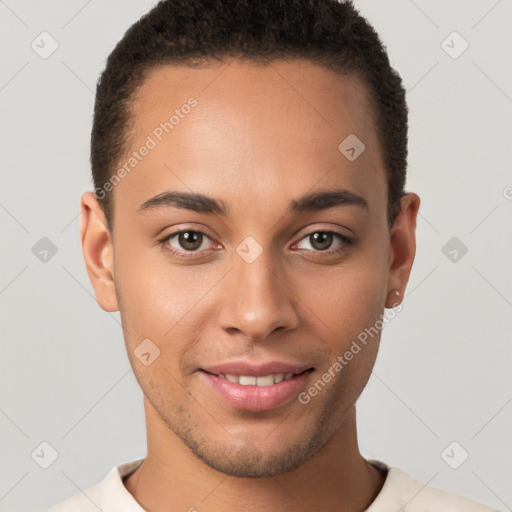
left=79, top=191, right=119, bottom=312
left=386, top=192, right=421, bottom=308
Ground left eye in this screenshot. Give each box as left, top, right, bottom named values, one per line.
left=295, top=231, right=348, bottom=252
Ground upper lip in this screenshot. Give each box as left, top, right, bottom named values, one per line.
left=201, top=361, right=314, bottom=377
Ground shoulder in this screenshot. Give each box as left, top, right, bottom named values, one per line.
left=45, top=458, right=145, bottom=512
left=45, top=478, right=104, bottom=512
left=367, top=463, right=500, bottom=512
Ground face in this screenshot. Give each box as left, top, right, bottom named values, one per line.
left=82, top=58, right=418, bottom=478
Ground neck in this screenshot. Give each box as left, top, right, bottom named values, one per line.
left=124, top=397, right=386, bottom=512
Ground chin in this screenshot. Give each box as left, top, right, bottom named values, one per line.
left=191, top=444, right=311, bottom=478
left=177, top=419, right=333, bottom=478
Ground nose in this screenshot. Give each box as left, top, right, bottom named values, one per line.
left=217, top=246, right=299, bottom=341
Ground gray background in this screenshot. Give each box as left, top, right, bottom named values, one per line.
left=1, top=1, right=511, bottom=511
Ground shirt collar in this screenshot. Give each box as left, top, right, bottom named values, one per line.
left=101, top=458, right=394, bottom=511
left=100, top=458, right=145, bottom=511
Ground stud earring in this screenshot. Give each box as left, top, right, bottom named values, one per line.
left=386, top=289, right=401, bottom=308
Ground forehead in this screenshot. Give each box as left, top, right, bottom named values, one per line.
left=114, top=58, right=387, bottom=221
left=131, top=58, right=379, bottom=145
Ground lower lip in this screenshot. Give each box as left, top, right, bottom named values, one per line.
left=200, top=370, right=313, bottom=412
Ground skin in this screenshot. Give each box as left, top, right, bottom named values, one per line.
left=80, top=58, right=420, bottom=512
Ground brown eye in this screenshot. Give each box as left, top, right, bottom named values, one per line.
left=160, top=228, right=352, bottom=262
left=294, top=230, right=352, bottom=256
left=309, top=231, right=334, bottom=251
left=176, top=231, right=204, bottom=251
left=161, top=229, right=215, bottom=257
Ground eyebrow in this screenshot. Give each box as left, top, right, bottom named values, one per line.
left=138, top=188, right=369, bottom=216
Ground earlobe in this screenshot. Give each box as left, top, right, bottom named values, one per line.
left=80, top=191, right=119, bottom=313
left=385, top=289, right=401, bottom=309
left=386, top=192, right=421, bottom=306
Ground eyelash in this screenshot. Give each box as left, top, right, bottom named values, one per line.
left=157, top=229, right=353, bottom=260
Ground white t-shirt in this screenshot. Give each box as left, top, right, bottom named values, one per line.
left=46, top=458, right=500, bottom=511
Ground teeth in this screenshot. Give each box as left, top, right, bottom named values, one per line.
left=221, top=372, right=296, bottom=386
left=239, top=375, right=256, bottom=386
left=256, top=375, right=274, bottom=386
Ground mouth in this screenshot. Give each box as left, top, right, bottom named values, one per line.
left=198, top=365, right=315, bottom=412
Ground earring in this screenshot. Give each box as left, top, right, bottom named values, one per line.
left=387, top=289, right=401, bottom=308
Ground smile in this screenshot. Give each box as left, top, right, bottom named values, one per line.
left=212, top=372, right=300, bottom=386
left=200, top=367, right=314, bottom=411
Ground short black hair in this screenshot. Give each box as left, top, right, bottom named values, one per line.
left=91, top=0, right=408, bottom=231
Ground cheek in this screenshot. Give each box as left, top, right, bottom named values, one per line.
left=115, top=242, right=189, bottom=321
left=297, top=251, right=388, bottom=338
left=113, top=244, right=222, bottom=359
left=293, top=236, right=389, bottom=392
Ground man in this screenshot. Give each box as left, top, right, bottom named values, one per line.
left=47, top=0, right=499, bottom=510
